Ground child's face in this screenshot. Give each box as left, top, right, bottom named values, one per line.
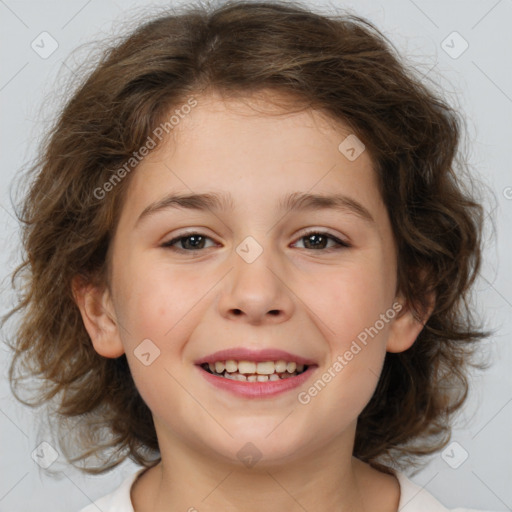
left=87, top=91, right=422, bottom=466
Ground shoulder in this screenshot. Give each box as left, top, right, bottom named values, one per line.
left=77, top=468, right=146, bottom=512
left=396, top=471, right=496, bottom=512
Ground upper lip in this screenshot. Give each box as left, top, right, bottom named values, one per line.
left=194, top=348, right=317, bottom=366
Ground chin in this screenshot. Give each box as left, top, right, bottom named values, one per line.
left=207, top=427, right=311, bottom=468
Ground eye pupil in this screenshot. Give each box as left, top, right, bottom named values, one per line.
left=183, top=235, right=204, bottom=249
left=304, top=233, right=327, bottom=249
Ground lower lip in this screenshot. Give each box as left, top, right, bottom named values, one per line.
left=196, top=365, right=317, bottom=398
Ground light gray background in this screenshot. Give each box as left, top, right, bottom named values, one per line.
left=1, top=0, right=511, bottom=510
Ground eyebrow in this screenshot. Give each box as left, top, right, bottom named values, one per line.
left=135, top=190, right=374, bottom=226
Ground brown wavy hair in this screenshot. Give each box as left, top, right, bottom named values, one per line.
left=4, top=0, right=490, bottom=475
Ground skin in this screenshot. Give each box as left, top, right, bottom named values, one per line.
left=74, top=90, right=430, bottom=512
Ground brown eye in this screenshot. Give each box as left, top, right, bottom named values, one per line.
left=161, top=233, right=216, bottom=252
left=292, top=230, right=351, bottom=251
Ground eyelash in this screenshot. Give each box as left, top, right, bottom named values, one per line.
left=161, top=229, right=351, bottom=254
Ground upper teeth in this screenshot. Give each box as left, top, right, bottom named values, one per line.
left=209, top=360, right=304, bottom=375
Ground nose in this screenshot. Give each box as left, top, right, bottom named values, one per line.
left=217, top=241, right=295, bottom=325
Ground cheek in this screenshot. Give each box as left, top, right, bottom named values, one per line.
left=312, top=257, right=394, bottom=349
left=113, top=261, right=213, bottom=388
left=300, top=318, right=390, bottom=433
left=114, top=264, right=203, bottom=421
left=115, top=259, right=208, bottom=343
left=301, top=254, right=393, bottom=409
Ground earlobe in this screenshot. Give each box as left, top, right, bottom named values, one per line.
left=386, top=292, right=435, bottom=353
left=71, top=275, right=125, bottom=358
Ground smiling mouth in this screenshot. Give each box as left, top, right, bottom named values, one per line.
left=199, top=360, right=309, bottom=382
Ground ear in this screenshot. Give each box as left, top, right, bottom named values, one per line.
left=386, top=290, right=435, bottom=353
left=71, top=274, right=125, bottom=358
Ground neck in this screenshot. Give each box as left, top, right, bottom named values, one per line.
left=131, top=424, right=400, bottom=512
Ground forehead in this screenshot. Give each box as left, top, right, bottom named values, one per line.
left=118, top=90, right=386, bottom=228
